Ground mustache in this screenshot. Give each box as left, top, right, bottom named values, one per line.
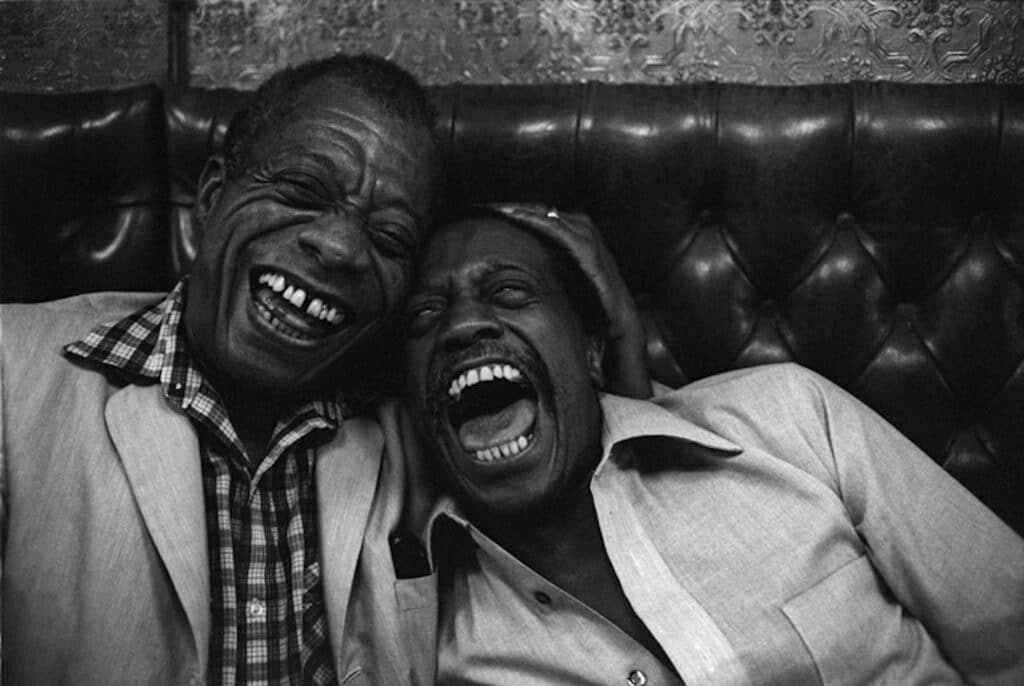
left=426, top=342, right=534, bottom=394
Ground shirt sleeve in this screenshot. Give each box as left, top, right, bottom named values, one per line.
left=794, top=367, right=1024, bottom=686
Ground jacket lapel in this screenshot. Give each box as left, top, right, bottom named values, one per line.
left=316, top=416, right=384, bottom=671
left=106, top=384, right=211, bottom=673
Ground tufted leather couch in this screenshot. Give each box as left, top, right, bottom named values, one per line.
left=2, top=82, right=1022, bottom=534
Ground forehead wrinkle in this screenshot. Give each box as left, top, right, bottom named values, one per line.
left=294, top=82, right=425, bottom=154
left=320, top=106, right=431, bottom=171
left=301, top=126, right=366, bottom=174
left=318, top=109, right=416, bottom=161
left=314, top=115, right=429, bottom=214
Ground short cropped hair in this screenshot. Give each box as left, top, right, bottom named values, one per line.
left=222, top=53, right=439, bottom=179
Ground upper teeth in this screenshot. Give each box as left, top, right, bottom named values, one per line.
left=448, top=363, right=522, bottom=400
left=258, top=272, right=344, bottom=325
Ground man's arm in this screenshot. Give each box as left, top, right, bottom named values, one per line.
left=796, top=368, right=1024, bottom=685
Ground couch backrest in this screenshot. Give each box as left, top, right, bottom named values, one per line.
left=0, top=85, right=169, bottom=302
left=2, top=82, right=1022, bottom=533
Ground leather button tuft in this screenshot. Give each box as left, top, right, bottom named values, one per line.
left=534, top=591, right=552, bottom=605
left=836, top=212, right=856, bottom=230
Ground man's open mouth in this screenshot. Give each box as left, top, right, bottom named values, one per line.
left=443, top=361, right=539, bottom=464
left=250, top=268, right=349, bottom=341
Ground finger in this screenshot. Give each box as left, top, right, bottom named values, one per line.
left=481, top=201, right=550, bottom=217
left=485, top=204, right=613, bottom=272
left=488, top=206, right=622, bottom=301
left=479, top=204, right=615, bottom=280
left=483, top=203, right=595, bottom=243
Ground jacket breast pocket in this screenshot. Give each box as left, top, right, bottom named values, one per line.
left=781, top=555, right=905, bottom=685
left=395, top=573, right=439, bottom=686
left=395, top=573, right=436, bottom=611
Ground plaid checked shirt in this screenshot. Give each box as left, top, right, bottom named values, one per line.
left=65, top=282, right=340, bottom=686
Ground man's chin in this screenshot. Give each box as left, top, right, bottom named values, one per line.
left=214, top=352, right=333, bottom=399
left=219, top=327, right=354, bottom=392
left=447, top=469, right=554, bottom=523
left=458, top=490, right=558, bottom=528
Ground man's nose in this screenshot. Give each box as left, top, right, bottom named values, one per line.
left=297, top=210, right=371, bottom=271
left=441, top=299, right=503, bottom=353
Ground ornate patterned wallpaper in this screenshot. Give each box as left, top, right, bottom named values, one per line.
left=0, top=0, right=1021, bottom=91
left=0, top=0, right=166, bottom=92
left=189, top=0, right=1024, bottom=88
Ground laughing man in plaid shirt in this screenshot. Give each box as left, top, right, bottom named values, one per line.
left=1, top=54, right=440, bottom=685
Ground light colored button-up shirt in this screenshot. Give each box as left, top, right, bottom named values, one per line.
left=424, top=363, right=1024, bottom=686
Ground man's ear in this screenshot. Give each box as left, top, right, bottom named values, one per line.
left=586, top=335, right=605, bottom=389
left=195, top=155, right=228, bottom=225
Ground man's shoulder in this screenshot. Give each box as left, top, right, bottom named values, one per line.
left=1, top=293, right=169, bottom=453
left=670, top=362, right=827, bottom=401
left=2, top=290, right=163, bottom=325
left=655, top=362, right=840, bottom=429
left=2, top=291, right=165, bottom=343
left=1, top=291, right=167, bottom=378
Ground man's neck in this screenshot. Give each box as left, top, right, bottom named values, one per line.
left=217, top=382, right=293, bottom=464
left=473, top=481, right=603, bottom=583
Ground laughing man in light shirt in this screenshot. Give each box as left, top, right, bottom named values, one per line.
left=400, top=205, right=1024, bottom=686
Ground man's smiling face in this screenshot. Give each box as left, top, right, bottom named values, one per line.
left=185, top=79, right=436, bottom=396
left=404, top=215, right=605, bottom=518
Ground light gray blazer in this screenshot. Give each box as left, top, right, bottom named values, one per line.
left=0, top=293, right=433, bottom=686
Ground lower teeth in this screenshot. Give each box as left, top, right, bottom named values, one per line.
left=473, top=434, right=531, bottom=462
left=256, top=300, right=316, bottom=341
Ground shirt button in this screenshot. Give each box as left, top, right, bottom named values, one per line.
left=534, top=591, right=552, bottom=605
left=246, top=598, right=266, bottom=619
left=627, top=669, right=648, bottom=686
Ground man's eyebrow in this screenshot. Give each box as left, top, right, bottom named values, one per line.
left=469, top=260, right=541, bottom=284
left=268, top=153, right=426, bottom=220
left=255, top=150, right=340, bottom=180
left=272, top=151, right=343, bottom=172
left=487, top=261, right=535, bottom=275
left=417, top=259, right=513, bottom=287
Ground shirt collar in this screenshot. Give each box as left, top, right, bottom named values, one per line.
left=593, top=392, right=741, bottom=475
left=64, top=282, right=184, bottom=385
left=422, top=392, right=742, bottom=566
left=64, top=280, right=343, bottom=439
